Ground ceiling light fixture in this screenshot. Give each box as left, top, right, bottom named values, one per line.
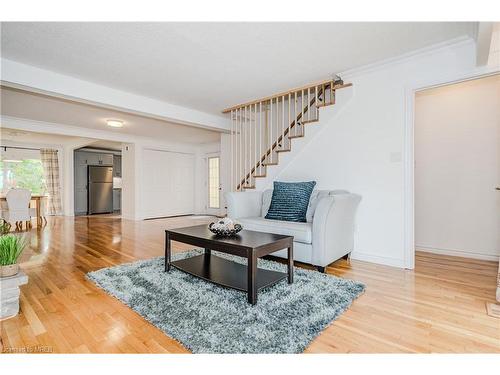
left=107, top=119, right=123, bottom=128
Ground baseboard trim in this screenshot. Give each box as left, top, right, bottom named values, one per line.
left=350, top=251, right=405, bottom=269
left=416, top=245, right=500, bottom=262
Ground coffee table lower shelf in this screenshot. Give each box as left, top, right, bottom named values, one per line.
left=171, top=253, right=287, bottom=293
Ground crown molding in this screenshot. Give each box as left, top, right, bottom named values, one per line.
left=340, top=36, right=475, bottom=79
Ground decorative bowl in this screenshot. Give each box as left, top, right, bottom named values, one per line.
left=208, top=222, right=243, bottom=237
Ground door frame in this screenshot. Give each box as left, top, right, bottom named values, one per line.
left=403, top=65, right=499, bottom=269
left=205, top=152, right=221, bottom=216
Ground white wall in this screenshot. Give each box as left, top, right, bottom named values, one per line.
left=121, top=143, right=139, bottom=220
left=415, top=75, right=500, bottom=261
left=266, top=38, right=478, bottom=268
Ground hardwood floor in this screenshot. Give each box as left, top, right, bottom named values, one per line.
left=1, top=215, right=499, bottom=353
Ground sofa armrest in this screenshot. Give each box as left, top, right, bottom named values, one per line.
left=311, top=193, right=362, bottom=267
left=225, top=191, right=263, bottom=219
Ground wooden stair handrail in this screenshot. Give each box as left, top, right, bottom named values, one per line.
left=222, top=82, right=352, bottom=114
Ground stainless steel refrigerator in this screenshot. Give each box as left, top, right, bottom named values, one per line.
left=88, top=166, right=113, bottom=214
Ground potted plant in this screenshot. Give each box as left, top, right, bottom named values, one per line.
left=0, top=234, right=28, bottom=278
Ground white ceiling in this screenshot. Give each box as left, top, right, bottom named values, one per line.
left=0, top=87, right=222, bottom=144
left=1, top=22, right=476, bottom=115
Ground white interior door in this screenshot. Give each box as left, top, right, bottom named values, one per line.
left=142, top=149, right=195, bottom=219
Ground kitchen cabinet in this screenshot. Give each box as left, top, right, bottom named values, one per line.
left=100, top=153, right=114, bottom=166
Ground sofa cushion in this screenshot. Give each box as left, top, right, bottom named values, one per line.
left=238, top=217, right=312, bottom=244
left=265, top=181, right=316, bottom=222
left=261, top=188, right=351, bottom=222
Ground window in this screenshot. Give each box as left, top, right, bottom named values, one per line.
left=0, top=148, right=46, bottom=195
left=208, top=156, right=220, bottom=209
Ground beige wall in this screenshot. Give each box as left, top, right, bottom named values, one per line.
left=415, top=74, right=500, bottom=260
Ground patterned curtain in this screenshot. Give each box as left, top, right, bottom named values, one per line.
left=40, top=149, right=62, bottom=215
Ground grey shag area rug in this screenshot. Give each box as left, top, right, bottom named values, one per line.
left=86, top=250, right=365, bottom=353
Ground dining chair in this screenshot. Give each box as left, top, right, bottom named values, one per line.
left=1, top=188, right=32, bottom=231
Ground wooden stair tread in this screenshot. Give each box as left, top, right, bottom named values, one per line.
left=301, top=119, right=318, bottom=124
left=276, top=148, right=291, bottom=153
left=316, top=102, right=335, bottom=108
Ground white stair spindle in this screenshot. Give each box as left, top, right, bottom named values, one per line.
left=301, top=89, right=304, bottom=122
left=294, top=91, right=297, bottom=137
left=237, top=108, right=240, bottom=190
left=248, top=105, right=252, bottom=186
left=259, top=101, right=262, bottom=175
left=270, top=98, right=273, bottom=163
left=254, top=103, right=257, bottom=178
left=306, top=87, right=311, bottom=121
left=315, top=86, right=318, bottom=119
left=281, top=95, right=285, bottom=149
left=239, top=107, right=243, bottom=190
left=244, top=106, right=247, bottom=187
left=288, top=93, right=291, bottom=140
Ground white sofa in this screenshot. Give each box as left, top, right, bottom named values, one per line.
left=225, top=189, right=361, bottom=272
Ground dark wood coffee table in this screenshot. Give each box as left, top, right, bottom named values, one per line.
left=164, top=224, right=294, bottom=305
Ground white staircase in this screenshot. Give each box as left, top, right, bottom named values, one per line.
left=223, top=78, right=352, bottom=192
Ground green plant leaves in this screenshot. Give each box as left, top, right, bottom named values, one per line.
left=0, top=234, right=28, bottom=266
